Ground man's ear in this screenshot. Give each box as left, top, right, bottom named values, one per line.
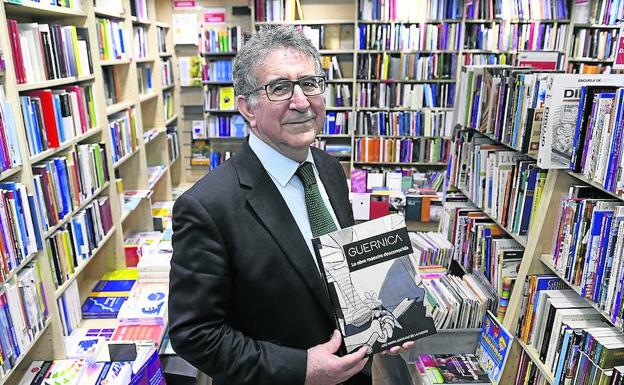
left=237, top=95, right=257, bottom=129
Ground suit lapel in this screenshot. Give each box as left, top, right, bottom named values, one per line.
left=234, top=141, right=334, bottom=321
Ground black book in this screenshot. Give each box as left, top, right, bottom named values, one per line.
left=312, top=214, right=436, bottom=356
left=39, top=30, right=55, bottom=80
left=50, top=25, right=68, bottom=78
left=46, top=237, right=63, bottom=286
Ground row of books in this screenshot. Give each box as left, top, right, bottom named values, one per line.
left=190, top=142, right=233, bottom=169
left=130, top=0, right=148, bottom=21
left=448, top=131, right=548, bottom=237
left=137, top=64, right=152, bottom=95
left=95, top=18, right=128, bottom=61
left=354, top=137, right=449, bottom=164
left=354, top=110, right=453, bottom=138
left=47, top=196, right=114, bottom=289
left=356, top=82, right=453, bottom=110
left=461, top=52, right=513, bottom=66
left=465, top=0, right=569, bottom=20
left=325, top=83, right=352, bottom=108
left=358, top=0, right=463, bottom=21
left=163, top=91, right=174, bottom=120
left=299, top=25, right=354, bottom=51
left=574, top=0, right=623, bottom=25
left=156, top=26, right=167, bottom=54
left=410, top=232, right=453, bottom=266
left=439, top=198, right=523, bottom=318
left=204, top=114, right=248, bottom=138
left=514, top=350, right=551, bottom=385
left=204, top=86, right=235, bottom=111
left=35, top=143, right=109, bottom=231
left=102, top=67, right=119, bottom=106
left=357, top=23, right=461, bottom=51
left=0, top=261, right=48, bottom=378
left=166, top=128, right=180, bottom=164
left=160, top=57, right=173, bottom=87
left=204, top=59, right=232, bottom=82
left=357, top=53, right=456, bottom=81
left=323, top=111, right=352, bottom=136
left=351, top=168, right=445, bottom=193
left=464, top=22, right=568, bottom=52
left=0, top=86, right=21, bottom=173
left=20, top=85, right=98, bottom=157
left=7, top=21, right=92, bottom=85
left=311, top=141, right=350, bottom=158
left=109, top=108, right=138, bottom=164
left=133, top=26, right=148, bottom=60
left=320, top=56, right=348, bottom=80
left=413, top=353, right=490, bottom=385
left=571, top=28, right=617, bottom=60
left=569, top=62, right=617, bottom=74
left=418, top=264, right=498, bottom=329
left=14, top=0, right=82, bottom=11
left=200, top=26, right=243, bottom=54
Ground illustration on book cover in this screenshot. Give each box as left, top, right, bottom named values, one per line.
left=313, top=214, right=436, bottom=355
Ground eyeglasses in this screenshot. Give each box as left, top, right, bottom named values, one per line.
left=248, top=75, right=326, bottom=101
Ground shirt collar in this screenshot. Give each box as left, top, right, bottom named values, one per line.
left=248, top=132, right=316, bottom=188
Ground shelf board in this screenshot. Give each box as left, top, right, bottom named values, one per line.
left=318, top=49, right=354, bottom=54
left=54, top=226, right=117, bottom=300
left=130, top=16, right=150, bottom=25
left=156, top=22, right=169, bottom=29
left=139, top=92, right=158, bottom=103
left=113, top=147, right=140, bottom=169
left=4, top=250, right=39, bottom=285
left=353, top=161, right=447, bottom=166
left=202, top=52, right=237, bottom=57
left=203, top=81, right=233, bottom=85
left=455, top=185, right=528, bottom=247
left=43, top=182, right=110, bottom=239
left=358, top=49, right=456, bottom=54
left=317, top=134, right=351, bottom=138
left=4, top=1, right=86, bottom=17
left=0, top=319, right=52, bottom=385
left=355, top=78, right=455, bottom=83
left=326, top=78, right=354, bottom=83
left=121, top=193, right=151, bottom=223
left=165, top=115, right=178, bottom=126
left=460, top=126, right=537, bottom=159
left=255, top=19, right=354, bottom=25
left=106, top=100, right=135, bottom=115
left=462, top=49, right=517, bottom=54
left=148, top=166, right=168, bottom=190
left=515, top=338, right=555, bottom=385
left=540, top=254, right=615, bottom=326
left=357, top=19, right=461, bottom=24
left=30, top=127, right=102, bottom=164
left=358, top=106, right=454, bottom=111
left=94, top=7, right=125, bottom=19
left=162, top=84, right=174, bottom=91
left=144, top=127, right=167, bottom=145
left=159, top=52, right=173, bottom=57
left=135, top=56, right=156, bottom=63
left=568, top=57, right=614, bottom=63
left=354, top=134, right=451, bottom=139
left=573, top=23, right=619, bottom=29
left=17, top=74, right=95, bottom=92
left=325, top=106, right=353, bottom=111
left=565, top=171, right=624, bottom=202
left=204, top=109, right=239, bottom=113
left=0, top=165, right=22, bottom=183
left=100, top=58, right=132, bottom=66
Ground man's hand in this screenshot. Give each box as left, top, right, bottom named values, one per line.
left=305, top=330, right=369, bottom=385
left=380, top=340, right=415, bottom=356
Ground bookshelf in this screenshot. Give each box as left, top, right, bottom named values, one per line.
left=0, top=0, right=181, bottom=383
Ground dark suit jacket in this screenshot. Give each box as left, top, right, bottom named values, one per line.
left=169, top=140, right=371, bottom=385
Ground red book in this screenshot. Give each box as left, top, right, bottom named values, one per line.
left=111, top=324, right=165, bottom=347
left=369, top=194, right=389, bottom=220
left=25, top=90, right=60, bottom=148
left=7, top=20, right=25, bottom=84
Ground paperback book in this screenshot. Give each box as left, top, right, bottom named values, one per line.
left=312, top=214, right=436, bottom=355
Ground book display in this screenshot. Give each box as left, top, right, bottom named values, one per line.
left=0, top=0, right=182, bottom=383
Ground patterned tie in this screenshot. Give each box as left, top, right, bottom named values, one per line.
left=296, top=162, right=338, bottom=237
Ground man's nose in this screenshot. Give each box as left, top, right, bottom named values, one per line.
left=289, top=84, right=311, bottom=111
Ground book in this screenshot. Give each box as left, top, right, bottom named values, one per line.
left=476, top=312, right=512, bottom=385
left=415, top=354, right=490, bottom=384
left=312, top=214, right=436, bottom=355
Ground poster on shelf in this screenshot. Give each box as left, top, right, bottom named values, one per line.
left=614, top=24, right=624, bottom=70
left=204, top=8, right=226, bottom=23
left=476, top=312, right=513, bottom=385
left=173, top=13, right=199, bottom=45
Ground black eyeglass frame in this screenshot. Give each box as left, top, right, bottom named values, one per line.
left=246, top=75, right=327, bottom=101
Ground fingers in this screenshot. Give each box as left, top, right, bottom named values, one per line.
left=323, top=330, right=342, bottom=354
left=341, top=355, right=369, bottom=380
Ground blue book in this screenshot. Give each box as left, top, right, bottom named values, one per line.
left=70, top=216, right=86, bottom=261
left=83, top=206, right=96, bottom=248
left=591, top=212, right=613, bottom=303
left=81, top=296, right=127, bottom=319
left=518, top=167, right=539, bottom=236
left=580, top=210, right=609, bottom=298
left=52, top=95, right=64, bottom=143
left=53, top=158, right=72, bottom=218
left=27, top=195, right=42, bottom=252
left=91, top=279, right=136, bottom=293
left=605, top=89, right=624, bottom=191
left=554, top=328, right=573, bottom=384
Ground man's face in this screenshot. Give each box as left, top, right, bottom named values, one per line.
left=239, top=47, right=325, bottom=159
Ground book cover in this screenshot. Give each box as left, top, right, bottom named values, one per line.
left=81, top=296, right=127, bottom=319
left=117, top=283, right=168, bottom=325
left=417, top=354, right=490, bottom=384
left=312, top=214, right=436, bottom=355
left=476, top=312, right=513, bottom=385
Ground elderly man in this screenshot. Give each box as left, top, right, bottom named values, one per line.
left=169, top=26, right=412, bottom=385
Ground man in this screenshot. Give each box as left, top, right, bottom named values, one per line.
left=169, top=26, right=412, bottom=385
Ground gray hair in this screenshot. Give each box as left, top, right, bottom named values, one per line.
left=233, top=25, right=323, bottom=105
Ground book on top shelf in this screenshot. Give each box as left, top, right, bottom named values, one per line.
left=312, top=214, right=436, bottom=355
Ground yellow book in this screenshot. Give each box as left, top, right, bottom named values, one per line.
left=219, top=86, right=235, bottom=110
left=285, top=0, right=296, bottom=21
left=382, top=53, right=389, bottom=80
left=61, top=231, right=75, bottom=275
left=101, top=269, right=139, bottom=280
left=70, top=26, right=83, bottom=76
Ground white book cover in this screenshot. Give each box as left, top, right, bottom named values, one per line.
left=312, top=214, right=436, bottom=355
left=117, top=283, right=168, bottom=325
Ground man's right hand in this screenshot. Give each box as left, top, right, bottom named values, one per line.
left=304, top=330, right=369, bottom=385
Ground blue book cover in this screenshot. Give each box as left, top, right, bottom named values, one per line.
left=518, top=167, right=539, bottom=236
left=70, top=216, right=86, bottom=260
left=591, top=212, right=613, bottom=303
left=91, top=279, right=136, bottom=293
left=83, top=206, right=96, bottom=249
left=52, top=95, right=64, bottom=143
left=53, top=158, right=71, bottom=218
left=27, top=195, right=43, bottom=251
left=553, top=328, right=573, bottom=384
left=580, top=210, right=609, bottom=298
left=605, top=89, right=624, bottom=191
left=81, top=296, right=127, bottom=318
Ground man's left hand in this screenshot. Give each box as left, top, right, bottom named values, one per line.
left=379, top=341, right=415, bottom=356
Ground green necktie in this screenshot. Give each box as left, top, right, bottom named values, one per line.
left=296, top=162, right=338, bottom=238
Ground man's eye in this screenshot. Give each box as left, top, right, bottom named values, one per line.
left=271, top=83, right=289, bottom=93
